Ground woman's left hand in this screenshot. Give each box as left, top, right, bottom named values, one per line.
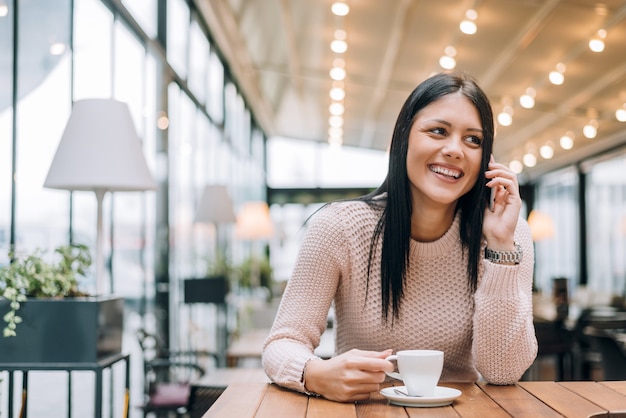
left=483, top=155, right=521, bottom=250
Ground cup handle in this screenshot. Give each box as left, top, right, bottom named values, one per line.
left=384, top=355, right=402, bottom=380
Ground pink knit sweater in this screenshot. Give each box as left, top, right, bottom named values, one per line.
left=262, top=199, right=537, bottom=393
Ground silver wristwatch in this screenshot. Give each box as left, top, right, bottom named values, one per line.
left=485, top=242, right=523, bottom=264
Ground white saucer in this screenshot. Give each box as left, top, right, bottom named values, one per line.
left=379, top=385, right=462, bottom=407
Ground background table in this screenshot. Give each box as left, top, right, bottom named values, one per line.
left=203, top=380, right=626, bottom=418
left=0, top=353, right=130, bottom=418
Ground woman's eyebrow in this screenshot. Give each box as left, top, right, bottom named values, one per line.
left=425, top=118, right=452, bottom=127
left=425, top=118, right=483, bottom=134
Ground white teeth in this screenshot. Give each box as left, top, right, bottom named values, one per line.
left=430, top=165, right=462, bottom=179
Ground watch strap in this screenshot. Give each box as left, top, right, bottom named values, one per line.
left=485, top=242, right=523, bottom=265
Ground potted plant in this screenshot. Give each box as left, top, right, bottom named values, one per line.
left=236, top=255, right=273, bottom=293
left=0, top=244, right=123, bottom=363
left=183, top=251, right=232, bottom=305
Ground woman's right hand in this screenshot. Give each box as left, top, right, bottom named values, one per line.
left=303, top=348, right=394, bottom=402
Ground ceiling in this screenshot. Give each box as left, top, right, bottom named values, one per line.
left=197, top=0, right=626, bottom=183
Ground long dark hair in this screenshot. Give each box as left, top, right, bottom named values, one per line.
left=360, top=72, right=495, bottom=320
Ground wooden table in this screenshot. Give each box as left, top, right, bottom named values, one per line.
left=226, top=328, right=335, bottom=367
left=193, top=367, right=270, bottom=388
left=203, top=380, right=626, bottom=417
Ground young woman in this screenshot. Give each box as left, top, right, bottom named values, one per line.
left=262, top=72, right=537, bottom=402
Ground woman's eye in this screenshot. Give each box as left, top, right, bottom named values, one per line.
left=431, top=127, right=446, bottom=136
left=466, top=136, right=483, bottom=146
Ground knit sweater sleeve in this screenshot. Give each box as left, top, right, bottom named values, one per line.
left=262, top=204, right=348, bottom=393
left=472, top=217, right=538, bottom=384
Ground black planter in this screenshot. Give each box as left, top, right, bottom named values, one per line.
left=183, top=276, right=229, bottom=304
left=0, top=296, right=124, bottom=363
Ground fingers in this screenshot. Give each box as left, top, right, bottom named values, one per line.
left=308, top=350, right=394, bottom=402
left=347, top=348, right=395, bottom=372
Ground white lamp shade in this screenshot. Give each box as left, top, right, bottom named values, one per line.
left=44, top=98, right=156, bottom=192
left=235, top=201, right=274, bottom=240
left=195, top=185, right=236, bottom=224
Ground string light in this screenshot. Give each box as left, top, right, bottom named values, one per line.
left=549, top=62, right=566, bottom=85
left=539, top=142, right=554, bottom=159
left=329, top=102, right=345, bottom=116
left=559, top=132, right=574, bottom=150
left=497, top=105, right=514, bottom=127
left=519, top=87, right=536, bottom=109
left=330, top=39, right=347, bottom=54
left=329, top=115, right=344, bottom=128
left=460, top=9, right=478, bottom=35
left=329, top=84, right=345, bottom=101
left=509, top=159, right=524, bottom=174
left=523, top=152, right=537, bottom=168
left=616, top=104, right=626, bottom=122
left=439, top=46, right=457, bottom=70
left=331, top=1, right=350, bottom=16
left=583, top=119, right=598, bottom=139
left=329, top=6, right=348, bottom=147
left=588, top=29, right=607, bottom=53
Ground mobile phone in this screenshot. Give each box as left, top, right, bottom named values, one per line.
left=489, top=187, right=496, bottom=212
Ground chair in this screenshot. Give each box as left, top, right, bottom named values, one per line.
left=583, top=326, right=626, bottom=381
left=525, top=319, right=574, bottom=381
left=572, top=307, right=626, bottom=380
left=136, top=328, right=221, bottom=417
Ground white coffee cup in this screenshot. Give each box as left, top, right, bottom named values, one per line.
left=385, top=350, right=444, bottom=397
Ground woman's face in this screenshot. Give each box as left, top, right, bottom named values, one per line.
left=406, top=92, right=484, bottom=210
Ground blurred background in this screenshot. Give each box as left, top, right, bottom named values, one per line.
left=1, top=0, right=626, bottom=416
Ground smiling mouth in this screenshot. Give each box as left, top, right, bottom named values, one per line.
left=429, top=165, right=463, bottom=179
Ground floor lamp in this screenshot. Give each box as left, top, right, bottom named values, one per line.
left=194, top=184, right=237, bottom=270
left=192, top=185, right=236, bottom=365
left=44, top=98, right=156, bottom=295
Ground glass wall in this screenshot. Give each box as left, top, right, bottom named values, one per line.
left=585, top=154, right=626, bottom=300
left=0, top=0, right=267, bottom=415
left=533, top=149, right=626, bottom=309
left=533, top=167, right=580, bottom=294
left=0, top=0, right=14, bottom=265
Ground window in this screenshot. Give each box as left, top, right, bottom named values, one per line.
left=530, top=167, right=579, bottom=294
left=585, top=153, right=626, bottom=297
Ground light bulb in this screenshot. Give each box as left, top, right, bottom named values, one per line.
left=329, top=67, right=346, bottom=81
left=497, top=112, right=512, bottom=126
left=509, top=160, right=524, bottom=174
left=439, top=55, right=456, bottom=70
left=330, top=40, right=347, bottom=54
left=331, top=1, right=350, bottom=16
left=519, top=94, right=535, bottom=109
left=583, top=120, right=598, bottom=139
left=523, top=153, right=537, bottom=167
left=329, top=102, right=344, bottom=115
left=560, top=133, right=574, bottom=150
left=329, top=115, right=343, bottom=128
left=460, top=20, right=477, bottom=35
left=616, top=106, right=626, bottom=122
left=549, top=70, right=564, bottom=85
left=589, top=29, right=607, bottom=52
left=589, top=38, right=605, bottom=52
left=329, top=87, right=345, bottom=101
left=539, top=144, right=554, bottom=159
left=519, top=87, right=536, bottom=109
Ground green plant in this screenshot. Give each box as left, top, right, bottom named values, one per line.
left=0, top=243, right=92, bottom=337
left=236, top=256, right=273, bottom=290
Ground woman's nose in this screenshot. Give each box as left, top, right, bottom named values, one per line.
left=442, top=137, right=463, bottom=159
